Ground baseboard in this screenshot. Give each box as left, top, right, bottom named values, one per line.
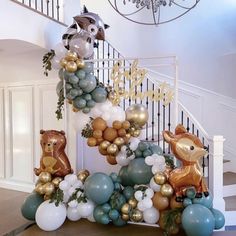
left=0, top=179, right=34, bottom=193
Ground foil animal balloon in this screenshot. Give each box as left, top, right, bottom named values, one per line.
left=62, top=6, right=109, bottom=50
left=163, top=124, right=208, bottom=202
left=34, top=130, right=72, bottom=177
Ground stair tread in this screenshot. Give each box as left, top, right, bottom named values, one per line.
left=224, top=196, right=236, bottom=211
left=223, top=160, right=231, bottom=163
left=223, top=172, right=236, bottom=186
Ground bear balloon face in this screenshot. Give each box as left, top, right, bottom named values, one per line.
left=40, top=130, right=66, bottom=155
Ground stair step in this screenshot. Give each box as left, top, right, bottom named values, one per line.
left=224, top=195, right=236, bottom=211
left=223, top=172, right=236, bottom=186
left=223, top=159, right=231, bottom=163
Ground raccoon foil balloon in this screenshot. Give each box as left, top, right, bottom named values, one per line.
left=62, top=6, right=109, bottom=50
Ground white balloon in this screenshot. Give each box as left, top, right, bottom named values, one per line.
left=143, top=207, right=159, bottom=224
left=145, top=188, right=154, bottom=198
left=73, top=180, right=83, bottom=189
left=116, top=153, right=130, bottom=166
left=149, top=178, right=161, bottom=192
left=36, top=200, right=67, bottom=231
left=68, top=187, right=76, bottom=196
left=87, top=212, right=96, bottom=222
left=137, top=201, right=146, bottom=211
left=63, top=192, right=70, bottom=203
left=67, top=206, right=82, bottom=221
left=145, top=156, right=155, bottom=166
left=120, top=146, right=127, bottom=153
left=134, top=190, right=143, bottom=201
left=54, top=42, right=68, bottom=59
left=101, top=112, right=110, bottom=121
left=59, top=180, right=70, bottom=191
left=51, top=56, right=61, bottom=70
left=77, top=200, right=95, bottom=218
left=151, top=165, right=160, bottom=174
left=142, top=198, right=153, bottom=209
left=65, top=174, right=78, bottom=185
left=68, top=199, right=78, bottom=208
left=154, top=155, right=166, bottom=165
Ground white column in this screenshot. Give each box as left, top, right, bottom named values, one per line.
left=209, top=136, right=225, bottom=215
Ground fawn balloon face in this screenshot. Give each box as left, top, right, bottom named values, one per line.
left=175, top=137, right=207, bottom=162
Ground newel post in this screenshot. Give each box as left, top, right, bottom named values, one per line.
left=208, top=136, right=225, bottom=215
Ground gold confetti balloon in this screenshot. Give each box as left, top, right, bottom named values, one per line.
left=129, top=209, right=143, bottom=222
left=125, top=104, right=149, bottom=127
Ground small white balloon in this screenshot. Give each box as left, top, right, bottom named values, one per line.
left=68, top=187, right=76, bottom=196
left=143, top=207, right=160, bottom=224
left=116, top=153, right=130, bottom=166
left=67, top=206, right=82, bottom=221
left=59, top=180, right=70, bottom=191
left=54, top=42, right=68, bottom=59
left=149, top=178, right=161, bottom=192
left=142, top=198, right=153, bottom=209
left=145, top=156, right=155, bottom=166
left=145, top=188, right=154, bottom=198
left=51, top=56, right=61, bottom=70
left=137, top=201, right=146, bottom=211
left=77, top=200, right=95, bottom=218
left=36, top=200, right=67, bottom=231
left=134, top=190, right=143, bottom=201
left=65, top=174, right=78, bottom=185
left=120, top=146, right=127, bottom=153
left=73, top=180, right=83, bottom=189
left=68, top=199, right=78, bottom=208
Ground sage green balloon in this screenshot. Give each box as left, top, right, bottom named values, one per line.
left=84, top=173, right=114, bottom=205
left=73, top=97, right=86, bottom=109
left=75, top=69, right=86, bottom=79
left=82, top=74, right=97, bottom=93
left=127, top=158, right=153, bottom=185
left=118, top=166, right=134, bottom=187
left=21, top=192, right=44, bottom=221
left=91, top=87, right=107, bottom=103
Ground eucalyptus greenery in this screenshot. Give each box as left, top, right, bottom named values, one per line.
left=49, top=188, right=64, bottom=207
left=42, top=50, right=55, bottom=77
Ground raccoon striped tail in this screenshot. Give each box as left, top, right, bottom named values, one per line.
left=62, top=22, right=78, bottom=50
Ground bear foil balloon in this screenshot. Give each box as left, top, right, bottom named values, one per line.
left=163, top=124, right=208, bottom=202
left=34, top=130, right=72, bottom=177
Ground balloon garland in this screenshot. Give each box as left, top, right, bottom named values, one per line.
left=23, top=8, right=226, bottom=236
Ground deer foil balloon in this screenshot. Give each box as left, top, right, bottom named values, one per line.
left=163, top=124, right=209, bottom=202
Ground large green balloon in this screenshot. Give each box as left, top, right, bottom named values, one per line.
left=21, top=192, right=44, bottom=221
left=73, top=97, right=86, bottom=109
left=211, top=208, right=225, bottom=230
left=118, top=166, right=134, bottom=187
left=182, top=204, right=215, bottom=236
left=84, top=173, right=114, bottom=204
left=127, top=158, right=153, bottom=185
left=91, top=87, right=107, bottom=103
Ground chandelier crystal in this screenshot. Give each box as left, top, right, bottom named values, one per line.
left=108, top=0, right=200, bottom=25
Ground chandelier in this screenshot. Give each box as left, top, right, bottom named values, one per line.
left=108, top=0, right=200, bottom=25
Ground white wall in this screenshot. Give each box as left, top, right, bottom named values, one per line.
left=80, top=0, right=236, bottom=100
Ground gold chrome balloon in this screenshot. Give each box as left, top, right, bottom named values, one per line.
left=35, top=183, right=45, bottom=195
left=121, top=213, right=130, bottom=221
left=125, top=104, right=149, bottom=127
left=128, top=198, right=138, bottom=209
left=65, top=51, right=78, bottom=61
left=131, top=129, right=141, bottom=137
left=100, top=140, right=111, bottom=150
left=77, top=169, right=90, bottom=183
left=160, top=183, right=174, bottom=197
left=154, top=172, right=167, bottom=185
left=39, top=172, right=52, bottom=183
left=107, top=144, right=118, bottom=155
left=43, top=182, right=55, bottom=196
left=129, top=209, right=143, bottom=222
left=52, top=177, right=63, bottom=188
left=60, top=58, right=68, bottom=68
left=113, top=137, right=125, bottom=147
left=121, top=203, right=131, bottom=214
left=76, top=59, right=85, bottom=69
left=65, top=61, right=77, bottom=73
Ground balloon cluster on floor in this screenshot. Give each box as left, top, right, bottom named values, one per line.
left=21, top=125, right=225, bottom=236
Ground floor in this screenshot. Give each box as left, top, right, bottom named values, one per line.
left=0, top=188, right=30, bottom=235
left=0, top=187, right=236, bottom=236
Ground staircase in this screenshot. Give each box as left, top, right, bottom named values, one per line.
left=1, top=0, right=236, bottom=227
